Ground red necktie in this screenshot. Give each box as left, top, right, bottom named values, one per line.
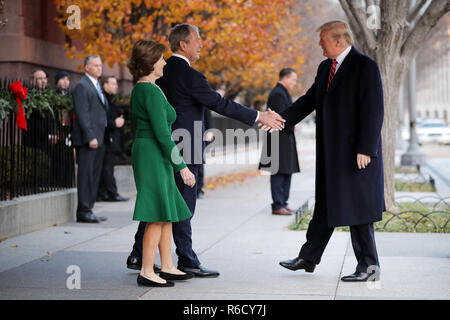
left=327, top=59, right=338, bottom=90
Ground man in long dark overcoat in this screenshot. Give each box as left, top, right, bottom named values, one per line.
left=259, top=68, right=300, bottom=215
left=279, top=21, right=385, bottom=281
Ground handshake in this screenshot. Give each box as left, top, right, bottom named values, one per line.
left=257, top=108, right=286, bottom=132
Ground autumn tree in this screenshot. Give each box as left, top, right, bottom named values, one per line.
left=54, top=0, right=305, bottom=107
left=338, top=0, right=449, bottom=210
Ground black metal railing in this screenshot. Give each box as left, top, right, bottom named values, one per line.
left=0, top=78, right=75, bottom=201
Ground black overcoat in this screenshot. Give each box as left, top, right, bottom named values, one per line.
left=281, top=47, right=385, bottom=227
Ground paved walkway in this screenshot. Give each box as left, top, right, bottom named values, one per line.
left=0, top=139, right=449, bottom=300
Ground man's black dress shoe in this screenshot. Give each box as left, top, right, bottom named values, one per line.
left=341, top=271, right=378, bottom=282
left=76, top=213, right=107, bottom=223
left=126, top=256, right=161, bottom=272
left=159, top=271, right=194, bottom=281
left=104, top=195, right=129, bottom=202
left=137, top=275, right=174, bottom=287
left=178, top=265, right=220, bottom=278
left=279, top=257, right=316, bottom=272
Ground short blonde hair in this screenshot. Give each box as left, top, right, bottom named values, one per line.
left=316, top=20, right=354, bottom=46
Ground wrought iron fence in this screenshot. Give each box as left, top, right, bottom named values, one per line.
left=0, top=78, right=75, bottom=201
left=294, top=195, right=450, bottom=233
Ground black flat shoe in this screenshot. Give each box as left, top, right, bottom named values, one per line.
left=341, top=271, right=379, bottom=282
left=178, top=265, right=220, bottom=278
left=159, top=271, right=194, bottom=281
left=279, top=257, right=316, bottom=272
left=137, top=275, right=174, bottom=287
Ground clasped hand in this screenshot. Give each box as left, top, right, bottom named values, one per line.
left=256, top=108, right=285, bottom=132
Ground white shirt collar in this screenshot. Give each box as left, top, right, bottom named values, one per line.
left=172, top=53, right=191, bottom=66
left=85, top=73, right=99, bottom=87
left=335, top=45, right=352, bottom=68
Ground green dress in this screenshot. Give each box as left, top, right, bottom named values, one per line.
left=130, top=82, right=192, bottom=222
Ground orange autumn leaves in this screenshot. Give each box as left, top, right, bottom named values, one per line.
left=54, top=0, right=305, bottom=98
left=204, top=170, right=261, bottom=190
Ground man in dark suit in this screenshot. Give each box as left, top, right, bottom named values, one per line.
left=259, top=68, right=300, bottom=215
left=97, top=76, right=129, bottom=202
left=71, top=54, right=109, bottom=223
left=127, top=23, right=285, bottom=277
left=278, top=21, right=384, bottom=282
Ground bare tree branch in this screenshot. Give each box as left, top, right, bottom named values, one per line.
left=339, top=0, right=377, bottom=50
left=401, top=0, right=450, bottom=60
left=407, top=0, right=428, bottom=22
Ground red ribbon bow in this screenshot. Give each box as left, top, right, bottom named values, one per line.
left=9, top=81, right=28, bottom=131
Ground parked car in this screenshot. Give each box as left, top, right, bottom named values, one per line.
left=417, top=119, right=450, bottom=145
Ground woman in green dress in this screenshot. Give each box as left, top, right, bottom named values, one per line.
left=127, top=40, right=195, bottom=287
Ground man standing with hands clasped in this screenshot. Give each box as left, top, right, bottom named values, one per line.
left=278, top=21, right=384, bottom=282
left=259, top=68, right=300, bottom=216
left=72, top=54, right=109, bottom=223
left=127, top=23, right=285, bottom=277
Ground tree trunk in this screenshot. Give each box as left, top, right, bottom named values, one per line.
left=339, top=0, right=450, bottom=211
left=372, top=50, right=409, bottom=211
left=379, top=65, right=402, bottom=211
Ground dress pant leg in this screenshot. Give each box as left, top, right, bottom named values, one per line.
left=172, top=164, right=201, bottom=268
left=349, top=223, right=380, bottom=273
left=130, top=221, right=147, bottom=258
left=90, top=145, right=105, bottom=210
left=97, top=151, right=108, bottom=199
left=270, top=174, right=285, bottom=210
left=298, top=204, right=334, bottom=265
left=76, top=146, right=96, bottom=216
left=99, top=151, right=118, bottom=198
left=283, top=174, right=292, bottom=207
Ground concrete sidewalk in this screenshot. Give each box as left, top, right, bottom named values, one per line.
left=0, top=139, right=449, bottom=300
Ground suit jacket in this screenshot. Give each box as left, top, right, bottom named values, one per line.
left=156, top=56, right=258, bottom=164
left=259, top=83, right=300, bottom=174
left=280, top=47, right=385, bottom=227
left=71, top=75, right=108, bottom=147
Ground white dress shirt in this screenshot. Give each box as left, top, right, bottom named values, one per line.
left=334, top=45, right=352, bottom=73
left=85, top=73, right=100, bottom=90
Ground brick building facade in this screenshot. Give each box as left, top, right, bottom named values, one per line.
left=0, top=0, right=133, bottom=93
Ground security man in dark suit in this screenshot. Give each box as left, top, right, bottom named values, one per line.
left=127, top=23, right=286, bottom=277
left=71, top=54, right=108, bottom=223
left=97, top=76, right=129, bottom=202
left=259, top=68, right=300, bottom=215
